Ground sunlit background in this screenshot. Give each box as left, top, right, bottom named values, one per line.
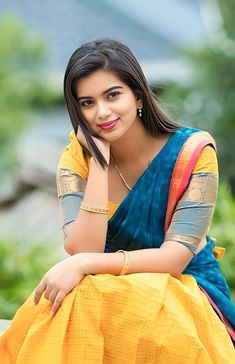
left=0, top=0, right=234, bottom=322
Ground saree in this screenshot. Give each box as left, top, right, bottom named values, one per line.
left=0, top=127, right=234, bottom=363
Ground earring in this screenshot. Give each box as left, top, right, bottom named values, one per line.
left=138, top=108, right=142, bottom=117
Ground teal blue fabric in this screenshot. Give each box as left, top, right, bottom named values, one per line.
left=105, top=127, right=235, bottom=329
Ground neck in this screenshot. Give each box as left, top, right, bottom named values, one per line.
left=110, top=120, right=154, bottom=165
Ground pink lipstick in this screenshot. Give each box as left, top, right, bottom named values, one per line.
left=99, top=119, right=119, bottom=131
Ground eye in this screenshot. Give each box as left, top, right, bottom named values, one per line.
left=80, top=99, right=93, bottom=107
left=107, top=91, right=120, bottom=100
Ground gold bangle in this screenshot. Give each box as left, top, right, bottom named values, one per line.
left=80, top=202, right=109, bottom=214
left=117, top=250, right=131, bottom=275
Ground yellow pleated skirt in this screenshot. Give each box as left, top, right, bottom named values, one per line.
left=0, top=273, right=234, bottom=363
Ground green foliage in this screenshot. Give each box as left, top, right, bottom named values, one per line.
left=219, top=0, right=235, bottom=40
left=158, top=0, right=235, bottom=297
left=0, top=238, right=59, bottom=319
left=211, top=183, right=235, bottom=298
left=160, top=1, right=235, bottom=187
left=0, top=15, right=59, bottom=171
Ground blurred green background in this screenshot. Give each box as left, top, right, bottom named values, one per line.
left=0, top=0, right=234, bottom=319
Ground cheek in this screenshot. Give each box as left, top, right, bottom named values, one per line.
left=80, top=109, right=95, bottom=126
left=116, top=95, right=137, bottom=117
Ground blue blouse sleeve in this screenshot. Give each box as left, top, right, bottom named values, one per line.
left=165, top=171, right=218, bottom=255
left=56, top=168, right=86, bottom=238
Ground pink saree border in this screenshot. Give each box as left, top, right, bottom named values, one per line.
left=165, top=131, right=216, bottom=232
left=164, top=131, right=235, bottom=341
left=199, top=286, right=235, bottom=342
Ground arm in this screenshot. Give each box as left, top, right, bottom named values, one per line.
left=79, top=242, right=193, bottom=277
left=60, top=128, right=111, bottom=255
left=34, top=244, right=193, bottom=315
left=164, top=145, right=218, bottom=255
left=64, top=157, right=109, bottom=254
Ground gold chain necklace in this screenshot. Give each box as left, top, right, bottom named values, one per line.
left=111, top=138, right=155, bottom=192
left=111, top=154, right=132, bottom=191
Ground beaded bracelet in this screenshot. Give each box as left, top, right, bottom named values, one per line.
left=80, top=202, right=110, bottom=215
left=117, top=250, right=131, bottom=275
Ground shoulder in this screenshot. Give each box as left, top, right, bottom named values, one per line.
left=183, top=128, right=217, bottom=173
left=193, top=145, right=218, bottom=175
left=175, top=127, right=217, bottom=157
left=57, top=130, right=90, bottom=180
left=170, top=127, right=218, bottom=185
left=176, top=127, right=216, bottom=145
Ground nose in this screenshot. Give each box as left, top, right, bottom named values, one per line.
left=97, top=101, right=112, bottom=120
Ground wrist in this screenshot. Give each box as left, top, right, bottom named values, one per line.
left=75, top=252, right=127, bottom=276
left=90, top=157, right=109, bottom=169
left=97, top=143, right=110, bottom=162
left=74, top=252, right=95, bottom=275
left=91, top=144, right=110, bottom=166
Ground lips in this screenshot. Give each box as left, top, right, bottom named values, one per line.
left=99, top=118, right=119, bottom=130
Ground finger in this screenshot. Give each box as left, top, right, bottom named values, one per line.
left=34, top=280, right=47, bottom=305
left=48, top=290, right=58, bottom=304
left=50, top=291, right=65, bottom=316
left=44, top=286, right=52, bottom=300
left=76, top=126, right=83, bottom=138
left=76, top=126, right=80, bottom=135
left=76, top=129, right=87, bottom=146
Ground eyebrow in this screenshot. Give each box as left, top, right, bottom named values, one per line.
left=77, top=86, right=123, bottom=101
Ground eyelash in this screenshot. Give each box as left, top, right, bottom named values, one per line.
left=108, top=91, right=121, bottom=99
left=80, top=91, right=121, bottom=107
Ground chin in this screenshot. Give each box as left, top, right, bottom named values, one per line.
left=100, top=129, right=124, bottom=142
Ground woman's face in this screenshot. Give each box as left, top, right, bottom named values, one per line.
left=75, top=69, right=142, bottom=142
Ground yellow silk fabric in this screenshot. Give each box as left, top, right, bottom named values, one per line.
left=1, top=273, right=234, bottom=363
left=192, top=145, right=218, bottom=175
left=58, top=131, right=90, bottom=179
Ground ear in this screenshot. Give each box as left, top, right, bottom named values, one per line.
left=135, top=91, right=143, bottom=109
left=137, top=99, right=143, bottom=109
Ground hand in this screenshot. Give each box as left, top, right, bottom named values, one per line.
left=34, top=254, right=86, bottom=315
left=77, top=126, right=110, bottom=164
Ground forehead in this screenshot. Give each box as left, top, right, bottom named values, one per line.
left=75, top=69, right=127, bottom=96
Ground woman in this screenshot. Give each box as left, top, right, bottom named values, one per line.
left=0, top=38, right=234, bottom=363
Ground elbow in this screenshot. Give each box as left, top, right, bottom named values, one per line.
left=64, top=237, right=78, bottom=255
left=166, top=260, right=186, bottom=277
left=169, top=267, right=183, bottom=277
left=64, top=235, right=105, bottom=254
left=63, top=231, right=86, bottom=255
left=169, top=261, right=188, bottom=277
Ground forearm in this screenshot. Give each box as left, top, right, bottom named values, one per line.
left=80, top=241, right=194, bottom=277
left=65, top=158, right=109, bottom=254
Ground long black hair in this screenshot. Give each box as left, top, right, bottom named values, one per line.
left=64, top=37, right=180, bottom=167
